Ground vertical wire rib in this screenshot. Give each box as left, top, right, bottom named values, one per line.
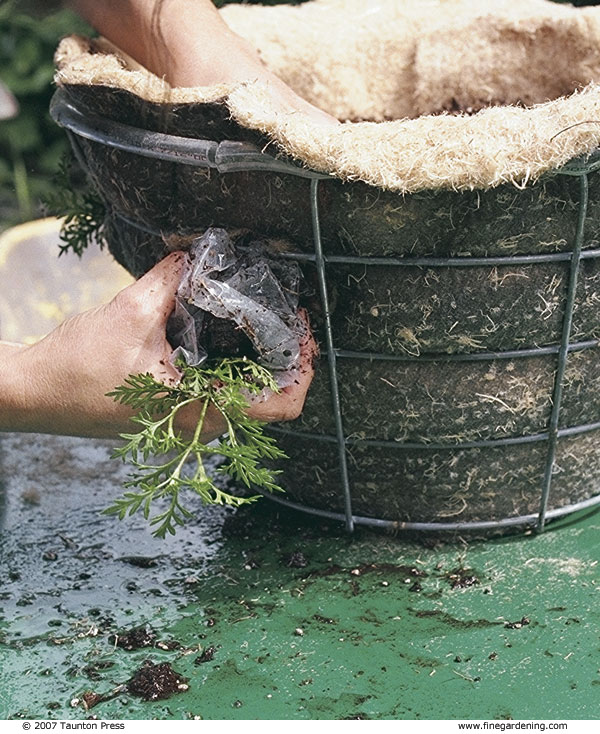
left=309, top=178, right=354, bottom=532
left=537, top=173, right=589, bottom=531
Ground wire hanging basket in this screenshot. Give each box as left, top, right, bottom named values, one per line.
left=50, top=87, right=600, bottom=535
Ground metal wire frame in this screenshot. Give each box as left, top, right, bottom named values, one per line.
left=50, top=89, right=600, bottom=533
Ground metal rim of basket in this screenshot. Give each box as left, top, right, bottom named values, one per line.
left=50, top=88, right=600, bottom=534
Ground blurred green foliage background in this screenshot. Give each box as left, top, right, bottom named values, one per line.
left=0, top=0, right=598, bottom=230
left=0, top=1, right=91, bottom=226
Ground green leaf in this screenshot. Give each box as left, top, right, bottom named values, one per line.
left=106, top=358, right=286, bottom=537
left=42, top=155, right=106, bottom=256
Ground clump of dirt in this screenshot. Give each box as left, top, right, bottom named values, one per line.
left=194, top=646, right=217, bottom=664
left=81, top=691, right=104, bottom=710
left=446, top=567, right=480, bottom=589
left=117, top=556, right=159, bottom=568
left=283, top=550, right=308, bottom=568
left=504, top=616, right=530, bottom=629
left=313, top=614, right=336, bottom=624
left=109, top=625, right=156, bottom=650
left=200, top=312, right=257, bottom=360
left=127, top=660, right=189, bottom=701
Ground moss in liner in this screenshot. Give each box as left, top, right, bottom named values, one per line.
left=268, top=430, right=600, bottom=525
left=327, top=260, right=600, bottom=356
left=102, top=219, right=600, bottom=356
left=295, top=348, right=600, bottom=443
left=62, top=85, right=600, bottom=262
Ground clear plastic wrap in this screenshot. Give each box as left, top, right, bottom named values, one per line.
left=168, top=228, right=306, bottom=380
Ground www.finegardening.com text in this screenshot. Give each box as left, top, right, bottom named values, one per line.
left=458, top=724, right=568, bottom=731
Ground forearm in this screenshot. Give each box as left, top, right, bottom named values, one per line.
left=0, top=335, right=224, bottom=439
left=0, top=341, right=38, bottom=433
left=68, top=0, right=263, bottom=87
left=0, top=338, right=94, bottom=436
left=67, top=0, right=338, bottom=123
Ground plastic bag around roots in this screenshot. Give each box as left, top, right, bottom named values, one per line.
left=167, top=228, right=307, bottom=386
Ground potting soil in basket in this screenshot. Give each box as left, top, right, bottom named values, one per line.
left=54, top=0, right=600, bottom=525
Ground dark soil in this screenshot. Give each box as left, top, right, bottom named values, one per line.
left=447, top=568, right=480, bottom=589
left=108, top=625, right=156, bottom=651
left=283, top=550, right=308, bottom=568
left=126, top=660, right=188, bottom=701
left=200, top=313, right=257, bottom=360
left=194, top=646, right=217, bottom=664
left=504, top=617, right=531, bottom=629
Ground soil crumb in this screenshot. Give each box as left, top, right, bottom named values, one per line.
left=284, top=550, right=308, bottom=568
left=109, top=625, right=156, bottom=650
left=194, top=646, right=217, bottom=664
left=117, top=556, right=159, bottom=568
left=504, top=616, right=530, bottom=629
left=127, top=660, right=189, bottom=701
left=447, top=567, right=480, bottom=589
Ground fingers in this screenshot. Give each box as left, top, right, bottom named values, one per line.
left=112, top=251, right=190, bottom=328
left=173, top=315, right=319, bottom=439
left=248, top=311, right=319, bottom=423
left=109, top=249, right=317, bottom=428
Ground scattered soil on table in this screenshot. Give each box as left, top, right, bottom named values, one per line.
left=127, top=660, right=189, bottom=701
left=307, top=562, right=428, bottom=579
left=194, top=646, right=217, bottom=664
left=109, top=625, right=156, bottom=650
left=313, top=614, right=336, bottom=624
left=117, top=556, right=160, bottom=568
left=412, top=609, right=501, bottom=629
left=446, top=567, right=480, bottom=589
left=355, top=563, right=428, bottom=578
left=504, top=616, right=531, bottom=629
left=283, top=550, right=309, bottom=568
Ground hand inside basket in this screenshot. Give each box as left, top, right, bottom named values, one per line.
left=0, top=252, right=317, bottom=439
left=69, top=0, right=339, bottom=127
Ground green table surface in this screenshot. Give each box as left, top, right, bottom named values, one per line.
left=0, top=432, right=598, bottom=721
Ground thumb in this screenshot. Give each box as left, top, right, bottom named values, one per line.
left=120, top=251, right=191, bottom=328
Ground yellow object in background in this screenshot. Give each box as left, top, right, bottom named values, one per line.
left=0, top=217, right=132, bottom=344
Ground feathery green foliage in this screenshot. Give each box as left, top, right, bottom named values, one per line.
left=42, top=155, right=106, bottom=256
left=106, top=358, right=286, bottom=538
